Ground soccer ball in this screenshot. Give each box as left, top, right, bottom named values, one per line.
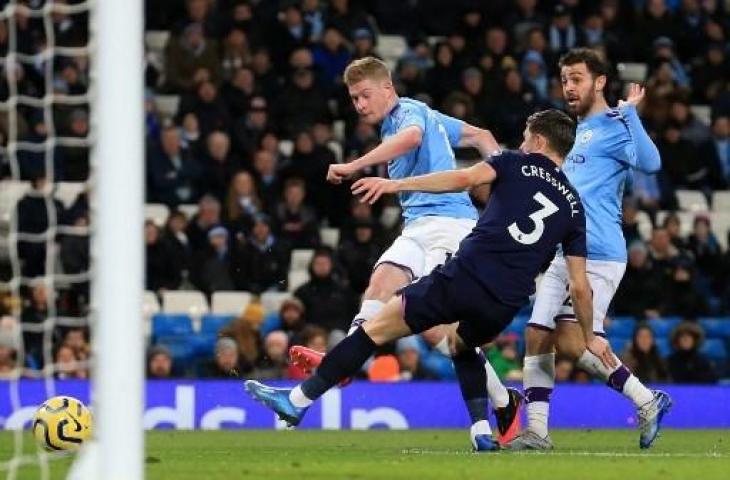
left=32, top=396, right=93, bottom=452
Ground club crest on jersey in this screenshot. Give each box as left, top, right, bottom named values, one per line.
left=579, top=130, right=593, bottom=144
left=568, top=153, right=585, bottom=164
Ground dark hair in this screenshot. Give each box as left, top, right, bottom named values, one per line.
left=558, top=48, right=609, bottom=78
left=526, top=109, right=576, bottom=158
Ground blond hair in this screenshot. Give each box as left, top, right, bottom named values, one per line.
left=343, top=56, right=391, bottom=86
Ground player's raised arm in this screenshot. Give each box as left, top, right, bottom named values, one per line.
left=618, top=83, right=661, bottom=173
left=327, top=126, right=423, bottom=184
left=459, top=123, right=502, bottom=157
left=434, top=110, right=502, bottom=157
left=351, top=161, right=496, bottom=205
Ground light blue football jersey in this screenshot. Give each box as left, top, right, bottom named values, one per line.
left=380, top=97, right=478, bottom=223
left=563, top=105, right=661, bottom=262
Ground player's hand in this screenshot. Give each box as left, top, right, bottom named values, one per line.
left=352, top=177, right=399, bottom=204
left=587, top=335, right=617, bottom=370
left=327, top=163, right=356, bottom=184
left=618, top=83, right=645, bottom=109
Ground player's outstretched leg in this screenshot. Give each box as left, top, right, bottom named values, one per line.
left=244, top=381, right=308, bottom=427
left=249, top=326, right=379, bottom=426
left=289, top=263, right=410, bottom=374
left=452, top=347, right=499, bottom=452
left=252, top=298, right=413, bottom=426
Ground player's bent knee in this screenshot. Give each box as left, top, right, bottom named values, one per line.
left=364, top=264, right=412, bottom=302
left=525, top=325, right=555, bottom=356
left=554, top=323, right=586, bottom=360
left=362, top=297, right=413, bottom=345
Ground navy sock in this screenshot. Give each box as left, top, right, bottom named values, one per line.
left=300, top=327, right=376, bottom=400
left=453, top=348, right=489, bottom=424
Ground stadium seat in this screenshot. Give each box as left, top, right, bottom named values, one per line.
left=152, top=314, right=194, bottom=341
left=162, top=290, right=209, bottom=322
left=699, top=318, right=730, bottom=339
left=380, top=206, right=402, bottom=229
left=689, top=105, right=711, bottom=126
left=200, top=313, right=235, bottom=335
left=608, top=336, right=630, bottom=354
left=327, top=141, right=343, bottom=164
left=153, top=95, right=180, bottom=119
left=504, top=315, right=529, bottom=335
left=176, top=203, right=199, bottom=220
left=712, top=191, right=730, bottom=213
left=290, top=249, right=315, bottom=270
left=54, top=182, right=86, bottom=208
left=675, top=190, right=709, bottom=212
left=701, top=339, right=727, bottom=362
left=320, top=227, right=340, bottom=249
left=155, top=335, right=196, bottom=370
left=634, top=210, right=653, bottom=240
left=655, top=337, right=671, bottom=357
left=211, top=291, right=252, bottom=315
left=332, top=120, right=346, bottom=143
left=617, top=62, right=648, bottom=83
left=144, top=203, right=170, bottom=227
left=288, top=270, right=310, bottom=292
left=655, top=211, right=693, bottom=237
left=377, top=34, right=407, bottom=62
left=606, top=317, right=636, bottom=337
left=191, top=334, right=218, bottom=357
left=260, top=292, right=292, bottom=315
left=278, top=139, right=294, bottom=157
left=0, top=180, right=30, bottom=227
left=427, top=35, right=446, bottom=46
left=143, top=291, right=161, bottom=317
left=709, top=212, right=730, bottom=251
left=647, top=317, right=682, bottom=337
left=144, top=30, right=170, bottom=52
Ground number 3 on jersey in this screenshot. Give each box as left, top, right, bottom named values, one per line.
left=508, top=192, right=559, bottom=245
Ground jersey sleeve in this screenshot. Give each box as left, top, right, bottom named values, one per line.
left=619, top=105, right=662, bottom=173
left=434, top=111, right=464, bottom=146
left=485, top=150, right=517, bottom=178
left=561, top=209, right=587, bottom=258
left=393, top=102, right=426, bottom=133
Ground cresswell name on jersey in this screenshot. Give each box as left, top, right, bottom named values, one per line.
left=519, top=164, right=581, bottom=217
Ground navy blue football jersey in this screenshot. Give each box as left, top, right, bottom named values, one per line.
left=452, top=150, right=587, bottom=307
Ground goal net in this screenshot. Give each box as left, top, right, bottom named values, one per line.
left=0, top=1, right=144, bottom=479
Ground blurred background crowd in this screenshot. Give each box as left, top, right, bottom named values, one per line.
left=1, top=0, right=730, bottom=384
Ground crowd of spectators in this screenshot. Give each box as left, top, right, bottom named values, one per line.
left=1, top=0, right=730, bottom=383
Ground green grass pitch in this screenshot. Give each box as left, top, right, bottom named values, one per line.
left=1, top=429, right=729, bottom=479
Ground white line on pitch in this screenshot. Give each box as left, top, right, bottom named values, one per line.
left=400, top=449, right=729, bottom=458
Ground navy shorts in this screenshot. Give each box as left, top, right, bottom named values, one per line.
left=401, top=261, right=520, bottom=348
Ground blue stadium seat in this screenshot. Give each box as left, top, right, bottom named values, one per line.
left=655, top=338, right=672, bottom=357
left=647, top=317, right=682, bottom=337
left=606, top=317, right=636, bottom=337
left=190, top=334, right=218, bottom=357
left=699, top=318, right=730, bottom=339
left=152, top=314, right=194, bottom=342
left=608, top=336, right=630, bottom=354
left=155, top=335, right=196, bottom=368
left=421, top=351, right=456, bottom=380
left=701, top=339, right=728, bottom=362
left=200, top=314, right=235, bottom=335
left=504, top=315, right=529, bottom=335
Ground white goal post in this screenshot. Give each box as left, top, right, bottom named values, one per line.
left=85, top=0, right=145, bottom=478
